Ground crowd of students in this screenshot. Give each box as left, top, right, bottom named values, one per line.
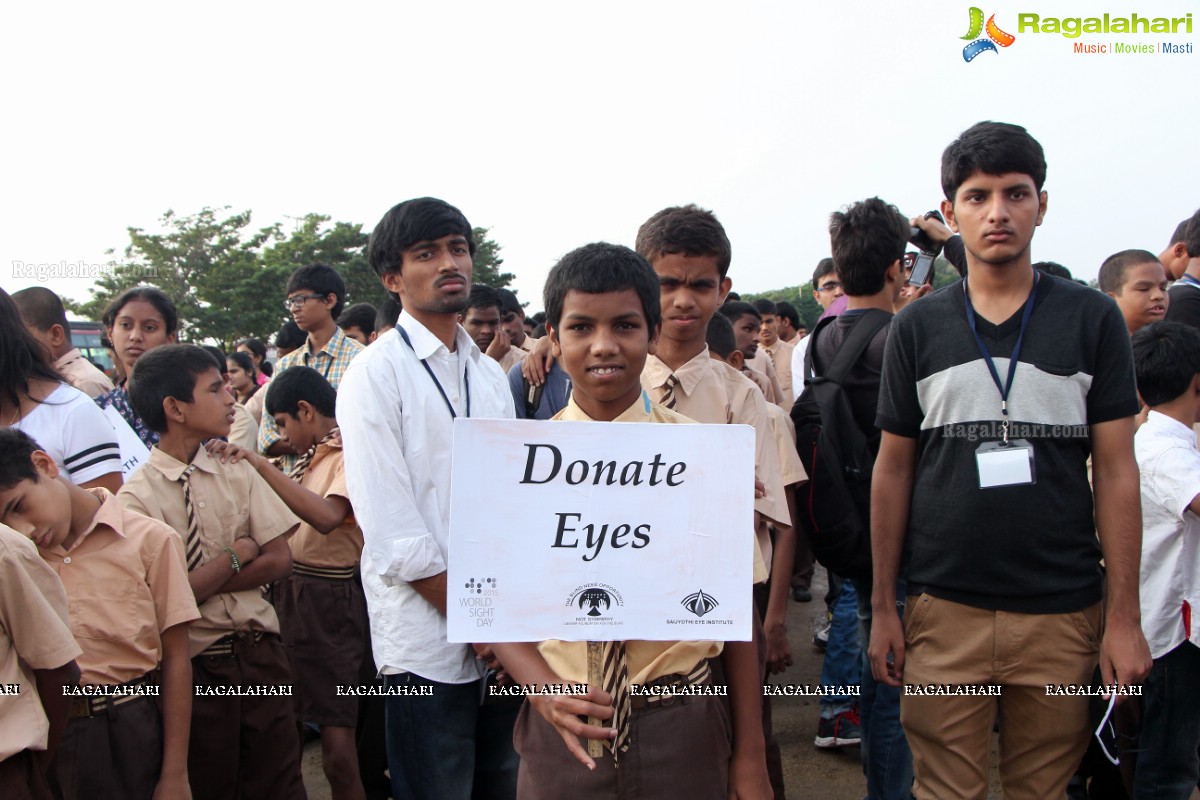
left=1, top=119, right=1198, bottom=800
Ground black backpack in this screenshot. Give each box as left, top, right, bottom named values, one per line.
left=791, top=310, right=891, bottom=582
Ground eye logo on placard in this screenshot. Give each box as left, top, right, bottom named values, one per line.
left=961, top=7, right=1016, bottom=61
left=465, top=577, right=496, bottom=594
left=681, top=589, right=719, bottom=618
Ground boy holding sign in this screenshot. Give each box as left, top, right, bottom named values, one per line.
left=492, top=243, right=771, bottom=799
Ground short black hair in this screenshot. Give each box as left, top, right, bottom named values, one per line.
left=287, top=264, right=347, bottom=320
left=1132, top=321, right=1200, bottom=407
left=337, top=302, right=377, bottom=336
left=497, top=288, right=523, bottom=317
left=1168, top=218, right=1190, bottom=248
left=102, top=286, right=179, bottom=336
left=264, top=366, right=337, bottom=419
left=466, top=284, right=502, bottom=314
left=812, top=257, right=837, bottom=288
left=367, top=197, right=476, bottom=278
left=375, top=297, right=402, bottom=331
left=0, top=428, right=41, bottom=491
left=706, top=314, right=737, bottom=360
left=635, top=204, right=732, bottom=278
left=941, top=121, right=1047, bottom=201
left=275, top=319, right=308, bottom=350
left=719, top=301, right=761, bottom=324
left=200, top=346, right=227, bottom=376
left=543, top=242, right=661, bottom=331
left=128, top=344, right=224, bottom=434
left=776, top=301, right=800, bottom=329
left=11, top=287, right=71, bottom=337
left=1033, top=261, right=1073, bottom=280
left=752, top=299, right=777, bottom=317
left=829, top=198, right=909, bottom=296
left=1098, top=250, right=1161, bottom=294
left=1184, top=207, right=1200, bottom=258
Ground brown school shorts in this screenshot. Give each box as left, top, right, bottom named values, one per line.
left=274, top=570, right=370, bottom=728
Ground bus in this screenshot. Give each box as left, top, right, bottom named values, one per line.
left=68, top=319, right=116, bottom=376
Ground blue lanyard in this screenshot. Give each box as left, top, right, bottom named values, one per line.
left=963, top=272, right=1040, bottom=444
left=1178, top=274, right=1200, bottom=290
left=396, top=326, right=470, bottom=419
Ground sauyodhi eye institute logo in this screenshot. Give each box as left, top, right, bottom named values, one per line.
left=961, top=7, right=1016, bottom=61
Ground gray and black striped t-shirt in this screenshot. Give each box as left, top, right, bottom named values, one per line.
left=877, top=275, right=1138, bottom=613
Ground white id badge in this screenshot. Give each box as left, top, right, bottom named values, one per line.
left=975, top=439, right=1036, bottom=488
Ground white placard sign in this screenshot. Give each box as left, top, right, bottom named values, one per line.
left=101, top=404, right=150, bottom=477
left=447, top=418, right=754, bottom=643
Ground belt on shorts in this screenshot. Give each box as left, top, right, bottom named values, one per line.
left=292, top=561, right=358, bottom=580
left=198, top=630, right=271, bottom=658
left=67, top=673, right=156, bottom=719
left=629, top=660, right=713, bottom=710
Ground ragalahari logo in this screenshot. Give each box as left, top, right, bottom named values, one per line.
left=961, top=7, right=1016, bottom=61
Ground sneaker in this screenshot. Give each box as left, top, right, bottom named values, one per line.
left=791, top=586, right=813, bottom=603
left=814, top=709, right=862, bottom=748
left=813, top=621, right=830, bottom=650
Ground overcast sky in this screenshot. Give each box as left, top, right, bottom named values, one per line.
left=3, top=0, right=1195, bottom=315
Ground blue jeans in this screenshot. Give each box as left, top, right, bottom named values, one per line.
left=1133, top=641, right=1200, bottom=800
left=383, top=672, right=518, bottom=800
left=851, top=577, right=914, bottom=800
left=819, top=578, right=862, bottom=718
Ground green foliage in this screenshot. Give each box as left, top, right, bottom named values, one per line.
left=740, top=285, right=824, bottom=329
left=66, top=207, right=276, bottom=348
left=932, top=255, right=960, bottom=289
left=471, top=227, right=514, bottom=289
left=260, top=214, right=377, bottom=313
left=66, top=210, right=510, bottom=348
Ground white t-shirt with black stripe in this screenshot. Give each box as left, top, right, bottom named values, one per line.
left=11, top=383, right=122, bottom=485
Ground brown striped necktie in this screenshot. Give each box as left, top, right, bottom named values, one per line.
left=288, top=427, right=341, bottom=481
left=660, top=374, right=680, bottom=409
left=602, top=641, right=631, bottom=761
left=177, top=464, right=204, bottom=570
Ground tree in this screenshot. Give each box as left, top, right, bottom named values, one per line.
left=66, top=210, right=513, bottom=347
left=66, top=207, right=277, bottom=347
left=472, top=227, right=514, bottom=288
left=260, top=214, right=378, bottom=311
left=741, top=285, right=824, bottom=329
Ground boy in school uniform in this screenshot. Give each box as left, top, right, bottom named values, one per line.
left=0, top=521, right=80, bottom=800
left=207, top=365, right=368, bottom=800
left=117, top=344, right=306, bottom=800
left=1129, top=321, right=1200, bottom=798
left=0, top=429, right=198, bottom=800
left=634, top=204, right=792, bottom=797
left=492, top=242, right=772, bottom=799
left=260, top=263, right=364, bottom=473
left=1098, top=249, right=1170, bottom=336
left=706, top=314, right=803, bottom=675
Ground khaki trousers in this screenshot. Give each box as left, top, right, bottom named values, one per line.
left=900, top=594, right=1101, bottom=800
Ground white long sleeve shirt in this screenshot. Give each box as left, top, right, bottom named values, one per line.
left=338, top=312, right=515, bottom=683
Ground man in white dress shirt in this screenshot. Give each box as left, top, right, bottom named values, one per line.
left=338, top=197, right=518, bottom=800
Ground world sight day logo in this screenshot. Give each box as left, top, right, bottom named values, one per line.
left=961, top=7, right=1016, bottom=61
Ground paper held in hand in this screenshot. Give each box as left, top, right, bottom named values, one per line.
left=447, top=418, right=755, bottom=644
